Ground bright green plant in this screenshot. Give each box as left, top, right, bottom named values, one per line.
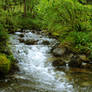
left=0, top=54, right=11, bottom=74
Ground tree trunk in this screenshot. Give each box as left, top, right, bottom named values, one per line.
left=24, top=0, right=26, bottom=16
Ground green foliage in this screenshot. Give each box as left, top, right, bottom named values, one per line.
left=0, top=24, right=9, bottom=52
left=35, top=0, right=92, bottom=57
left=0, top=27, right=7, bottom=39
left=61, top=31, right=92, bottom=53
left=36, top=0, right=92, bottom=31
left=18, top=15, right=41, bottom=30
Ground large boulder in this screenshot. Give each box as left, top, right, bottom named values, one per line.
left=52, top=47, right=66, bottom=57
left=68, top=54, right=90, bottom=68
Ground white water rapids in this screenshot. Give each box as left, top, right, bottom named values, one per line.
left=5, top=30, right=92, bottom=92
left=7, top=31, right=74, bottom=92
left=1, top=30, right=92, bottom=92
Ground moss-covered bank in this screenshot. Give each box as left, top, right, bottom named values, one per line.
left=0, top=54, right=11, bottom=74
left=0, top=23, right=17, bottom=76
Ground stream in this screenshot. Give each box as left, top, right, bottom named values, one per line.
left=0, top=30, right=92, bottom=92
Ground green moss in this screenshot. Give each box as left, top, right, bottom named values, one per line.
left=0, top=54, right=11, bottom=74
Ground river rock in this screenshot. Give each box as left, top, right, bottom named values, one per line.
left=81, top=63, right=92, bottom=69
left=24, top=39, right=38, bottom=45
left=68, top=55, right=82, bottom=67
left=52, top=59, right=66, bottom=67
left=19, top=34, right=24, bottom=37
left=19, top=38, right=38, bottom=45
left=42, top=40, right=50, bottom=45
left=19, top=38, right=25, bottom=43
left=52, top=47, right=66, bottom=57
left=15, top=32, right=21, bottom=35
left=79, top=55, right=89, bottom=62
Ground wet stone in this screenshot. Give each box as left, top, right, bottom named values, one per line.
left=41, top=40, right=50, bottom=45
left=68, top=55, right=82, bottom=68
left=24, top=39, right=38, bottom=45
left=79, top=55, right=89, bottom=63
left=52, top=47, right=66, bottom=57
left=19, top=38, right=25, bottom=43
left=19, top=38, right=38, bottom=45
left=19, top=34, right=24, bottom=37
left=52, top=59, right=66, bottom=67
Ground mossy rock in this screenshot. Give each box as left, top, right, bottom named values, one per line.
left=0, top=54, right=11, bottom=74
left=52, top=32, right=59, bottom=37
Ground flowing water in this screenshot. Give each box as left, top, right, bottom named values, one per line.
left=0, top=30, right=92, bottom=92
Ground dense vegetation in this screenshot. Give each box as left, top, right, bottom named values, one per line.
left=37, top=0, right=92, bottom=55
left=35, top=0, right=92, bottom=59
left=0, top=0, right=92, bottom=74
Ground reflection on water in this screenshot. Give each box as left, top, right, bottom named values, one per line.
left=0, top=31, right=92, bottom=92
